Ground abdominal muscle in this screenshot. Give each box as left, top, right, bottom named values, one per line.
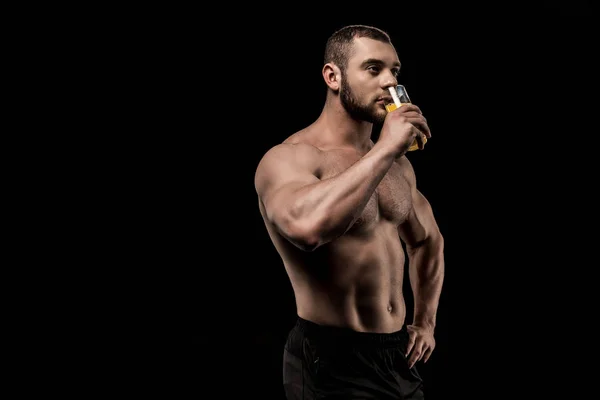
left=281, top=221, right=408, bottom=333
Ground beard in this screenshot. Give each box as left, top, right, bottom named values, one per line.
left=340, top=77, right=386, bottom=124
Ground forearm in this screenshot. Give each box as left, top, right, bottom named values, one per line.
left=408, top=235, right=445, bottom=328
left=284, top=144, right=395, bottom=249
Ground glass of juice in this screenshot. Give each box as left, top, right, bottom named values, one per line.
left=384, top=84, right=427, bottom=151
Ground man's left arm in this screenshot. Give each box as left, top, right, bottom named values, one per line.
left=397, top=157, right=445, bottom=369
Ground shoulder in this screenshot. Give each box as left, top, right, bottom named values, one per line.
left=256, top=142, right=321, bottom=172
left=254, top=142, right=322, bottom=190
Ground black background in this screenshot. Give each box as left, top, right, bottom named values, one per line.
left=113, top=2, right=596, bottom=398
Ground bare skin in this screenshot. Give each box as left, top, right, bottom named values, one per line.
left=254, top=37, right=444, bottom=368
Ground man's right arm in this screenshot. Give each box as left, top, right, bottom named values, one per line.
left=254, top=142, right=396, bottom=251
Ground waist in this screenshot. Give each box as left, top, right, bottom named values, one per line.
left=293, top=316, right=408, bottom=348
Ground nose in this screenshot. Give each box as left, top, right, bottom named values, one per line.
left=381, top=73, right=397, bottom=90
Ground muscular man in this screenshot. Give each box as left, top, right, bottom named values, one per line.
left=254, top=25, right=445, bottom=399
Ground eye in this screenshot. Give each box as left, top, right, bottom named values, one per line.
left=367, top=65, right=381, bottom=73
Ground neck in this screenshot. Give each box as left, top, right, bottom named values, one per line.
left=311, top=94, right=374, bottom=151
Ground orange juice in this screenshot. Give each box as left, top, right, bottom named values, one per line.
left=385, top=102, right=427, bottom=151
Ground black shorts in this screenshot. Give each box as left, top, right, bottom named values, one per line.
left=283, top=317, right=424, bottom=399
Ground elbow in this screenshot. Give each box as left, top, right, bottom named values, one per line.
left=272, top=209, right=325, bottom=252
left=282, top=216, right=324, bottom=252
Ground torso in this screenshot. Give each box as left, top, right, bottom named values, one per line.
left=258, top=133, right=415, bottom=333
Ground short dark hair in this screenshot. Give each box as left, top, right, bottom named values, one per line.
left=324, top=25, right=392, bottom=73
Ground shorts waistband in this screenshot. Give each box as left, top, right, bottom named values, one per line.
left=294, top=316, right=407, bottom=347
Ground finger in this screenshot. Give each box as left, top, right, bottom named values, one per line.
left=405, top=332, right=416, bottom=357
left=420, top=122, right=432, bottom=139
left=397, top=110, right=422, bottom=118
left=408, top=345, right=423, bottom=369
left=423, top=346, right=434, bottom=363
left=399, top=104, right=422, bottom=114
left=416, top=132, right=426, bottom=150
left=404, top=116, right=431, bottom=139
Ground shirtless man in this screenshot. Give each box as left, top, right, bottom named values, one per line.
left=254, top=25, right=445, bottom=399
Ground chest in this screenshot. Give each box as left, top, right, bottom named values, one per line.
left=318, top=152, right=413, bottom=229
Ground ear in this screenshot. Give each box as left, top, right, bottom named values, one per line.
left=322, top=63, right=341, bottom=91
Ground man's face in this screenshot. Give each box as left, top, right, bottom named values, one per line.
left=339, top=37, right=401, bottom=124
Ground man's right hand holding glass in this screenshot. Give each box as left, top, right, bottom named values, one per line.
left=379, top=103, right=432, bottom=157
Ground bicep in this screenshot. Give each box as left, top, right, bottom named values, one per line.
left=254, top=144, right=320, bottom=221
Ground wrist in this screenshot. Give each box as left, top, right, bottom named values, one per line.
left=370, top=141, right=397, bottom=164
left=413, top=317, right=436, bottom=330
